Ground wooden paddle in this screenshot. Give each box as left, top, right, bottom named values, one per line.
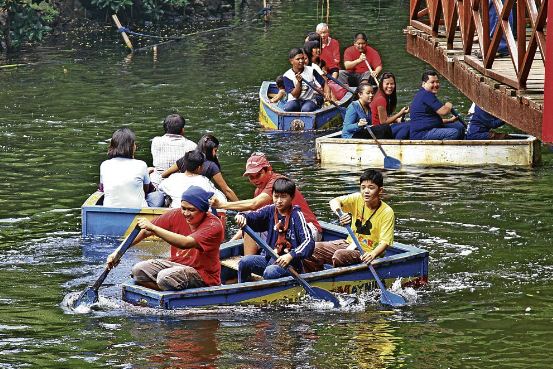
left=325, top=73, right=356, bottom=93
left=242, top=225, right=341, bottom=307
left=72, top=225, right=141, bottom=309
left=300, top=77, right=347, bottom=113
left=336, top=209, right=406, bottom=307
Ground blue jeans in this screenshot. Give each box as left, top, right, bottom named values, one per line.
left=391, top=122, right=410, bottom=139
left=283, top=98, right=321, bottom=112
left=238, top=255, right=292, bottom=283
left=146, top=190, right=165, bottom=207
left=422, top=121, right=465, bottom=140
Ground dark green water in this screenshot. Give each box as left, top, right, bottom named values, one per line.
left=1, top=0, right=552, bottom=368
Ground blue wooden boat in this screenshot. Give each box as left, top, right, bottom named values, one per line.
left=81, top=191, right=227, bottom=238
left=81, top=191, right=169, bottom=237
left=121, top=222, right=429, bottom=309
left=258, top=81, right=353, bottom=131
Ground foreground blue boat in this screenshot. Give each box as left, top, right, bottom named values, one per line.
left=122, top=222, right=429, bottom=309
left=258, top=81, right=353, bottom=131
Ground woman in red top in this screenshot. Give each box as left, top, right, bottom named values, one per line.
left=370, top=72, right=411, bottom=139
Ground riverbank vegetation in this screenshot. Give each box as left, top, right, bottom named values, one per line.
left=0, top=0, right=235, bottom=52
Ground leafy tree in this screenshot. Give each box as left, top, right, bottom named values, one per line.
left=0, top=0, right=57, bottom=51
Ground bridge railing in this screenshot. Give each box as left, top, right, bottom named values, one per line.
left=409, top=0, right=547, bottom=90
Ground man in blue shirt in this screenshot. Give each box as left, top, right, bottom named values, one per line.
left=466, top=103, right=512, bottom=139
left=409, top=70, right=465, bottom=140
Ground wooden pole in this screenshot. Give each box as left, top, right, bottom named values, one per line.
left=111, top=14, right=133, bottom=51
left=542, top=0, right=553, bottom=143
left=263, top=0, right=269, bottom=22
left=326, top=0, right=330, bottom=24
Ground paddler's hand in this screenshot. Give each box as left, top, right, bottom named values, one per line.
left=358, top=53, right=367, bottom=62
left=209, top=196, right=224, bottom=209
left=275, top=253, right=293, bottom=268
left=370, top=70, right=379, bottom=79
left=137, top=217, right=155, bottom=232
left=358, top=118, right=368, bottom=127
left=106, top=251, right=119, bottom=270
left=361, top=251, right=377, bottom=264
left=295, top=72, right=303, bottom=83
left=324, top=89, right=332, bottom=102
left=338, top=211, right=352, bottom=225
left=234, top=214, right=247, bottom=228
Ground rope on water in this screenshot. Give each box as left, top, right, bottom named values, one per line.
left=117, top=27, right=182, bottom=40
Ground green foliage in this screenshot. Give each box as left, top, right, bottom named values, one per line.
left=89, top=0, right=189, bottom=21
left=0, top=0, right=58, bottom=50
left=90, top=0, right=133, bottom=13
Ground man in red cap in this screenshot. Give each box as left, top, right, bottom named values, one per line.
left=210, top=152, right=321, bottom=255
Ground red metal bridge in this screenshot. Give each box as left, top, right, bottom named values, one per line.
left=406, top=0, right=552, bottom=142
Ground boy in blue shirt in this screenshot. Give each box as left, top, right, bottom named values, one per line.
left=235, top=177, right=315, bottom=282
left=409, top=70, right=465, bottom=140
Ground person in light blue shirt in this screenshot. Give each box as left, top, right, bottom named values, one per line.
left=342, top=82, right=392, bottom=139
left=409, top=70, right=465, bottom=140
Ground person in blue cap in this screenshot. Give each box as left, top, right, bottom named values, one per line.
left=106, top=186, right=224, bottom=290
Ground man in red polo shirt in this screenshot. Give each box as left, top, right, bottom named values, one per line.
left=316, top=22, right=341, bottom=79
left=339, top=32, right=382, bottom=88
left=210, top=152, right=321, bottom=255
left=107, top=186, right=224, bottom=290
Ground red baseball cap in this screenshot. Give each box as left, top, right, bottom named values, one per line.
left=243, top=153, right=271, bottom=176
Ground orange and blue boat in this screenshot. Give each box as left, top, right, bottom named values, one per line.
left=258, top=81, right=353, bottom=131
left=121, top=222, right=429, bottom=309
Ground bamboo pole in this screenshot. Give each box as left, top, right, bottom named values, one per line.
left=326, top=0, right=330, bottom=24
left=263, top=0, right=269, bottom=22
left=112, top=14, right=133, bottom=51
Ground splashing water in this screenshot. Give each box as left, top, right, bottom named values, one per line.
left=60, top=292, right=120, bottom=314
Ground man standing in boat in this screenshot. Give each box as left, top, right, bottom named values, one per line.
left=316, top=23, right=341, bottom=79
left=409, top=70, right=465, bottom=140
left=150, top=114, right=197, bottom=187
left=303, top=169, right=394, bottom=271
left=339, top=32, right=382, bottom=88
left=209, top=152, right=321, bottom=255
left=282, top=47, right=332, bottom=112
left=106, top=186, right=224, bottom=290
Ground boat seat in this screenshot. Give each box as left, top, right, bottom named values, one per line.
left=220, top=256, right=263, bottom=281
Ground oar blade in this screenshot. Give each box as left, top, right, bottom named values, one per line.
left=384, top=155, right=401, bottom=170
left=380, top=290, right=407, bottom=307
left=310, top=287, right=341, bottom=308
left=72, top=287, right=98, bottom=309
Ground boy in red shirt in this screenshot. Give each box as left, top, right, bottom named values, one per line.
left=107, top=186, right=224, bottom=290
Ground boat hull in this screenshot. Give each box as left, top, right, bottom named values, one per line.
left=121, top=222, right=429, bottom=309
left=316, top=131, right=541, bottom=167
left=258, top=81, right=352, bottom=131
left=81, top=191, right=226, bottom=238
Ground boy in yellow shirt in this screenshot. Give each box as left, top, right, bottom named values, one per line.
left=303, top=169, right=394, bottom=271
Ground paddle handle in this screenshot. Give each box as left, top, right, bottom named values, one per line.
left=325, top=73, right=356, bottom=93
left=451, top=108, right=468, bottom=128
left=91, top=225, right=141, bottom=291
left=300, top=77, right=345, bottom=111
left=335, top=210, right=390, bottom=292
left=242, top=225, right=315, bottom=294
left=365, top=125, right=388, bottom=156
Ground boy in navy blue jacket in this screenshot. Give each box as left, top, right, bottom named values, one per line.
left=235, top=177, right=315, bottom=282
